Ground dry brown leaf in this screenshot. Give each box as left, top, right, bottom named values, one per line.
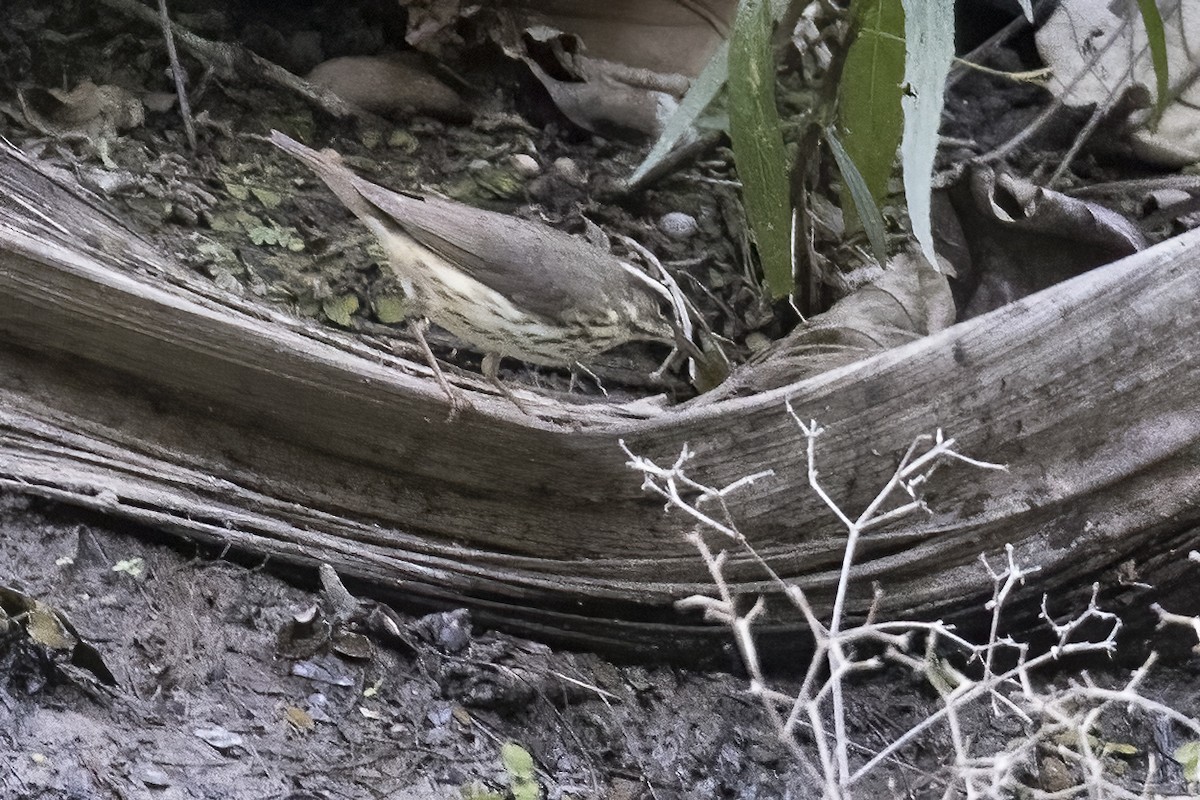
left=0, top=585, right=117, bottom=684
left=17, top=80, right=143, bottom=167
left=488, top=1, right=734, bottom=139
left=499, top=0, right=736, bottom=76
left=520, top=31, right=687, bottom=138
left=709, top=251, right=955, bottom=397
left=1036, top=0, right=1200, bottom=167
left=944, top=165, right=1145, bottom=317
left=17, top=81, right=143, bottom=135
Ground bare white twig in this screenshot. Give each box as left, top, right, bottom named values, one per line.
left=625, top=408, right=1185, bottom=799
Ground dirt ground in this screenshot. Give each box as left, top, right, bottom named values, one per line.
left=5, top=493, right=1200, bottom=799
left=3, top=0, right=1200, bottom=798
left=0, top=494, right=818, bottom=799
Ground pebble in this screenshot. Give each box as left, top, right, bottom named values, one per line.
left=306, top=55, right=471, bottom=121
left=1147, top=188, right=1190, bottom=209
left=746, top=332, right=772, bottom=353
left=510, top=153, right=540, bottom=176
left=659, top=211, right=699, bottom=240
left=552, top=157, right=586, bottom=186
left=134, top=764, right=171, bottom=788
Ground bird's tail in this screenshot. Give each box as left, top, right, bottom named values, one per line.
left=268, top=130, right=377, bottom=225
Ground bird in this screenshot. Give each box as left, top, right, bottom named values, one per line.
left=268, top=130, right=678, bottom=411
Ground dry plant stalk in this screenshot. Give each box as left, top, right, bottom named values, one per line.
left=624, top=409, right=1200, bottom=799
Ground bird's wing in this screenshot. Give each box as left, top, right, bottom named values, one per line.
left=271, top=129, right=637, bottom=319
left=352, top=178, right=630, bottom=317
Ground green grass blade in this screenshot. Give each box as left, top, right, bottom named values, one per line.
left=826, top=126, right=888, bottom=266
left=628, top=40, right=729, bottom=187
left=900, top=0, right=953, bottom=269
left=1136, top=0, right=1170, bottom=125
left=728, top=0, right=793, bottom=299
left=838, top=0, right=905, bottom=209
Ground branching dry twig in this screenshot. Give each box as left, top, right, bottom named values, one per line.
left=625, top=408, right=1196, bottom=799
left=155, top=0, right=196, bottom=150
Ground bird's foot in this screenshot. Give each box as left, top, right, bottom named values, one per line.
left=410, top=318, right=473, bottom=421
left=482, top=353, right=534, bottom=416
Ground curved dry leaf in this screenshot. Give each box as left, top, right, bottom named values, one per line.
left=403, top=0, right=472, bottom=58
left=292, top=659, right=355, bottom=686
left=25, top=604, right=76, bottom=650
left=0, top=585, right=117, bottom=685
left=1036, top=0, right=1200, bottom=166
left=974, top=169, right=1144, bottom=252
left=193, top=726, right=244, bottom=751
left=483, top=2, right=733, bottom=140
left=500, top=0, right=736, bottom=76
left=946, top=165, right=1145, bottom=317
left=522, top=53, right=679, bottom=139
left=712, top=250, right=954, bottom=396
left=17, top=81, right=144, bottom=168
left=332, top=630, right=373, bottom=659
left=18, top=81, right=144, bottom=137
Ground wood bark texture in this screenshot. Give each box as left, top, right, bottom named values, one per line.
left=0, top=141, right=1197, bottom=659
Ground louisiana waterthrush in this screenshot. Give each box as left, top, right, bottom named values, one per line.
left=269, top=130, right=677, bottom=408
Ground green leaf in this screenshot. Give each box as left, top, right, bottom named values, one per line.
left=501, top=742, right=539, bottom=800
left=629, top=40, right=729, bottom=187
left=1135, top=0, right=1169, bottom=125
left=373, top=294, right=411, bottom=324
left=1101, top=741, right=1138, bottom=757
left=250, top=186, right=283, bottom=209
left=1176, top=741, right=1200, bottom=782
left=246, top=221, right=305, bottom=251
left=26, top=605, right=76, bottom=650
left=112, top=557, right=146, bottom=578
left=838, top=0, right=905, bottom=209
left=728, top=0, right=793, bottom=299
left=900, top=0, right=954, bottom=269
left=825, top=127, right=888, bottom=266
left=322, top=294, right=360, bottom=327
left=459, top=784, right=505, bottom=800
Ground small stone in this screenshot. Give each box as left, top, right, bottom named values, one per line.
left=659, top=211, right=698, bottom=239
left=142, top=91, right=176, bottom=113
left=167, top=202, right=198, bottom=226
left=306, top=55, right=471, bottom=122
left=134, top=763, right=171, bottom=788
left=193, top=726, right=244, bottom=751
left=746, top=332, right=772, bottom=353
left=1039, top=755, right=1073, bottom=793
left=552, top=157, right=586, bottom=186
left=1147, top=188, right=1190, bottom=210
left=510, top=153, right=540, bottom=176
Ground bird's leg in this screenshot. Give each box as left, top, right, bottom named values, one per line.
left=651, top=325, right=708, bottom=382
left=410, top=317, right=470, bottom=419
left=481, top=353, right=532, bottom=415
left=571, top=362, right=608, bottom=397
